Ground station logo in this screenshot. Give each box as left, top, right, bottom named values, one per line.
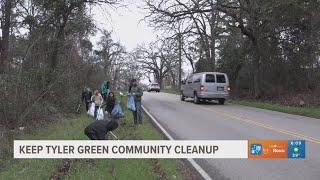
left=248, top=140, right=288, bottom=158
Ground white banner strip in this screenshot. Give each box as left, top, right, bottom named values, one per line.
left=14, top=140, right=248, bottom=159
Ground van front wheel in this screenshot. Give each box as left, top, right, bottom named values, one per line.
left=218, top=99, right=225, bottom=105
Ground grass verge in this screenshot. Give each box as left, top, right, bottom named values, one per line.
left=0, top=97, right=193, bottom=180
left=230, top=100, right=320, bottom=119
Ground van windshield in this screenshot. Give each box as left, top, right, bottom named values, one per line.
left=217, top=74, right=226, bottom=83
left=205, top=74, right=215, bottom=83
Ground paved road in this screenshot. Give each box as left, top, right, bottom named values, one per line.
left=142, top=92, right=320, bottom=180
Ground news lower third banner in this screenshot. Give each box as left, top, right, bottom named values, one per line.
left=13, top=140, right=305, bottom=159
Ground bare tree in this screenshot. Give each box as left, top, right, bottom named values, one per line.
left=95, top=30, right=126, bottom=81
left=135, top=38, right=178, bottom=89
left=144, top=0, right=220, bottom=72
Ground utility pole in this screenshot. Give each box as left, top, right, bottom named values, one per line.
left=209, top=0, right=216, bottom=71
left=178, top=32, right=182, bottom=90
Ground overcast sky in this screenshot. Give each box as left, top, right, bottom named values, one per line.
left=90, top=1, right=156, bottom=51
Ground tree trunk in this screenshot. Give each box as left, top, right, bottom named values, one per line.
left=0, top=0, right=12, bottom=73
left=47, top=10, right=69, bottom=84
left=50, top=39, right=60, bottom=70
left=252, top=42, right=262, bottom=98
left=159, top=77, right=164, bottom=89
left=170, top=70, right=176, bottom=88
left=46, top=38, right=61, bottom=86
left=113, top=68, right=119, bottom=90
left=155, top=73, right=164, bottom=89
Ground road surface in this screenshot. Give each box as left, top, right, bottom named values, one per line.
left=142, top=92, right=320, bottom=180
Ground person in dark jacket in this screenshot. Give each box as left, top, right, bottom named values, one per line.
left=105, top=92, right=116, bottom=115
left=129, top=79, right=143, bottom=124
left=84, top=120, right=118, bottom=140
left=82, top=87, right=92, bottom=111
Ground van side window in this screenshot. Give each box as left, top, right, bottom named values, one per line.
left=217, top=75, right=226, bottom=83
left=193, top=77, right=201, bottom=83
left=205, top=74, right=215, bottom=83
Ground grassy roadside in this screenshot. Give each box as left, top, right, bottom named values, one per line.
left=161, top=88, right=320, bottom=119
left=0, top=97, right=194, bottom=179
left=230, top=100, right=320, bottom=119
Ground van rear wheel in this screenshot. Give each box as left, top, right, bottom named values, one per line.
left=218, top=99, right=225, bottom=105
left=194, top=93, right=200, bottom=104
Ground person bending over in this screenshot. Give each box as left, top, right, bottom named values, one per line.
left=84, top=120, right=118, bottom=140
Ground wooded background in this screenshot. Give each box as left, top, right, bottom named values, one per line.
left=143, top=0, right=320, bottom=104
left=0, top=0, right=142, bottom=131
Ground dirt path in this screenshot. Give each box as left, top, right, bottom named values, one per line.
left=49, top=159, right=73, bottom=180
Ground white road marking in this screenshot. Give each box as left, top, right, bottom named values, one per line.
left=142, top=105, right=213, bottom=180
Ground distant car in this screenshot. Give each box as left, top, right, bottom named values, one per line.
left=148, top=83, right=160, bottom=92
left=181, top=72, right=231, bottom=105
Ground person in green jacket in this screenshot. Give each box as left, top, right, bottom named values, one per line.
left=100, top=81, right=109, bottom=101
left=129, top=79, right=143, bottom=124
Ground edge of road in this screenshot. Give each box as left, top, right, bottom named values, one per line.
left=142, top=105, right=213, bottom=180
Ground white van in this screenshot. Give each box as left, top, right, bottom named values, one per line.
left=180, top=72, right=231, bottom=104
